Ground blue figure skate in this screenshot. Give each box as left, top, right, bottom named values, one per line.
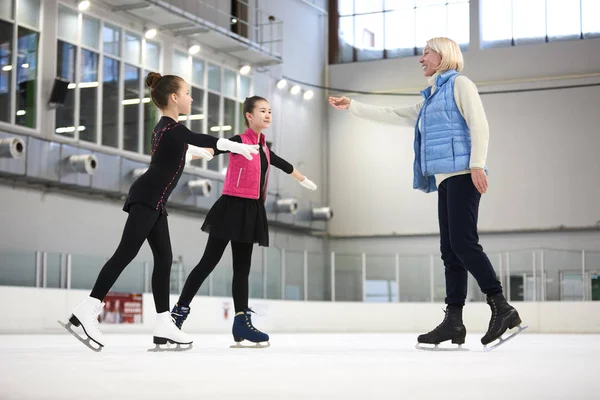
left=170, top=303, right=190, bottom=330
left=230, top=309, right=270, bottom=348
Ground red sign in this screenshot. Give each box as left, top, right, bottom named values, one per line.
left=99, top=293, right=143, bottom=324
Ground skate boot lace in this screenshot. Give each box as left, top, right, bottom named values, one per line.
left=426, top=308, right=449, bottom=334
left=244, top=309, right=262, bottom=333
left=487, top=298, right=497, bottom=331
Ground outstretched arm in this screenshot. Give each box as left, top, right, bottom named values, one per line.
left=212, top=135, right=242, bottom=156
left=270, top=150, right=317, bottom=190
left=329, top=96, right=421, bottom=127
left=172, top=126, right=257, bottom=160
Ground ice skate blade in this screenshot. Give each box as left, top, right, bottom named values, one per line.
left=415, top=343, right=469, bottom=352
left=57, top=320, right=103, bottom=353
left=230, top=340, right=270, bottom=349
left=483, top=325, right=529, bottom=352
left=147, top=342, right=193, bottom=352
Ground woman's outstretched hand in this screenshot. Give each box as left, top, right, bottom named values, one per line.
left=328, top=96, right=351, bottom=110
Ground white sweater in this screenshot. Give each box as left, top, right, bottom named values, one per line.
left=347, top=76, right=489, bottom=185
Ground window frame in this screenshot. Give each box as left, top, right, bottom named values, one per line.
left=0, top=0, right=43, bottom=133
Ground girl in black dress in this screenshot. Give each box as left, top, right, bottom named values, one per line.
left=171, top=96, right=318, bottom=347
left=61, top=73, right=259, bottom=352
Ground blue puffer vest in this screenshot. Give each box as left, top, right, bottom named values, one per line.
left=413, top=70, right=472, bottom=193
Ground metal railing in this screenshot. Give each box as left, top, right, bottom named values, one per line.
left=147, top=0, right=284, bottom=59
left=1, top=247, right=598, bottom=302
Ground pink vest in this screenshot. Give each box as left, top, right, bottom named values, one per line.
left=222, top=128, right=271, bottom=201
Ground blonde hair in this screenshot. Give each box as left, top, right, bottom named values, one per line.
left=426, top=37, right=464, bottom=73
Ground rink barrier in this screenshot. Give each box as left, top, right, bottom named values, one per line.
left=1, top=287, right=599, bottom=334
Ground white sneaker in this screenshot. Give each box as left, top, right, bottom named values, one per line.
left=71, top=297, right=105, bottom=346
left=153, top=311, right=193, bottom=345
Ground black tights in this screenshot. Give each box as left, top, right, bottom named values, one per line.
left=90, top=204, right=173, bottom=313
left=178, top=235, right=254, bottom=313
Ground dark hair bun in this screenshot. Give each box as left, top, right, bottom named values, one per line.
left=145, top=72, right=162, bottom=89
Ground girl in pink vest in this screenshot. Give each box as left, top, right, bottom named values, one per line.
left=172, top=96, right=317, bottom=347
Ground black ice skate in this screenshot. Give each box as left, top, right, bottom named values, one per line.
left=481, top=293, right=528, bottom=352
left=416, top=306, right=468, bottom=351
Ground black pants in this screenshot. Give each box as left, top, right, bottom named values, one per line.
left=178, top=235, right=253, bottom=313
left=90, top=204, right=173, bottom=313
left=438, top=174, right=502, bottom=306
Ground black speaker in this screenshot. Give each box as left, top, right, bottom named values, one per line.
left=48, top=77, right=70, bottom=107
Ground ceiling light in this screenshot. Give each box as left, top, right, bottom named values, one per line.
left=239, top=65, right=251, bottom=75
left=276, top=79, right=287, bottom=89
left=144, top=29, right=157, bottom=39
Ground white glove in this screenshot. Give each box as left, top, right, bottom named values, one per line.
left=299, top=177, right=317, bottom=190
left=216, top=138, right=259, bottom=161
left=187, top=145, right=213, bottom=162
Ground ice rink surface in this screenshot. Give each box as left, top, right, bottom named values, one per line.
left=1, top=332, right=597, bottom=399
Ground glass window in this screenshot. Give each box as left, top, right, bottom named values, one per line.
left=512, top=0, right=546, bottom=44
left=447, top=1, right=470, bottom=47
left=336, top=0, right=470, bottom=63
left=123, top=64, right=141, bottom=152
left=238, top=101, right=245, bottom=133
left=0, top=20, right=13, bottom=124
left=16, top=26, right=39, bottom=128
left=172, top=50, right=189, bottom=80
left=415, top=0, right=446, bottom=6
left=206, top=92, right=220, bottom=171
left=415, top=5, right=447, bottom=48
left=17, top=0, right=40, bottom=29
left=82, top=16, right=100, bottom=49
left=582, top=0, right=600, bottom=38
left=547, top=0, right=580, bottom=41
left=55, top=41, right=77, bottom=137
left=188, top=86, right=205, bottom=168
left=355, top=13, right=384, bottom=61
left=338, top=0, right=353, bottom=16
left=240, top=75, right=251, bottom=99
left=79, top=49, right=99, bottom=143
left=222, top=98, right=236, bottom=169
left=223, top=69, right=236, bottom=98
left=385, top=10, right=415, bottom=58
left=481, top=0, right=511, bottom=46
left=190, top=86, right=205, bottom=133
left=338, top=15, right=354, bottom=63
left=57, top=6, right=78, bottom=43
left=223, top=98, right=236, bottom=138
left=192, top=58, right=204, bottom=87
left=481, top=0, right=595, bottom=48
left=0, top=1, right=11, bottom=20
left=102, top=56, right=119, bottom=148
left=102, top=24, right=120, bottom=57
left=207, top=63, right=220, bottom=92
left=355, top=0, right=383, bottom=14
left=124, top=32, right=141, bottom=65
left=145, top=41, right=160, bottom=71
left=143, top=70, right=157, bottom=155
left=385, top=0, right=414, bottom=11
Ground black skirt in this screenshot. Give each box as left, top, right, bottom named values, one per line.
left=201, top=195, right=269, bottom=247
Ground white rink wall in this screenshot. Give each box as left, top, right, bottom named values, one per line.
left=1, top=287, right=600, bottom=334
